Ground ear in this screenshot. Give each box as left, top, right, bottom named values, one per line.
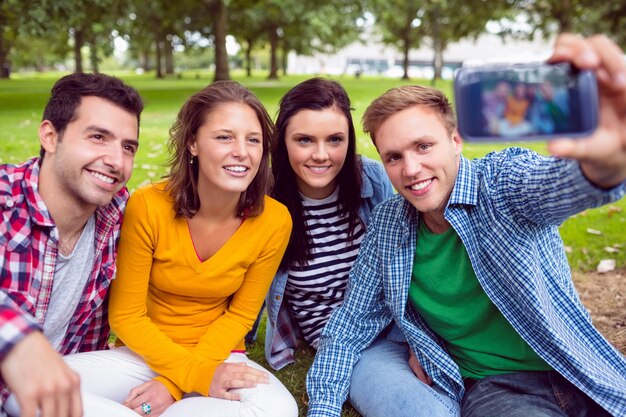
left=451, top=129, right=463, bottom=156
left=39, top=120, right=59, bottom=154
left=188, top=140, right=198, bottom=157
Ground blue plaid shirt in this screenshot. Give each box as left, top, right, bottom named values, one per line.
left=306, top=148, right=626, bottom=417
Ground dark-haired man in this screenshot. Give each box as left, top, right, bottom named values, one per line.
left=0, top=73, right=143, bottom=417
left=307, top=34, right=626, bottom=417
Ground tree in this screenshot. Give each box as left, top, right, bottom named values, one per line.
left=420, top=0, right=509, bottom=82
left=0, top=0, right=20, bottom=77
left=512, top=0, right=626, bottom=49
left=230, top=0, right=266, bottom=77
left=369, top=0, right=423, bottom=80
left=207, top=0, right=229, bottom=81
left=20, top=0, right=128, bottom=73
left=230, top=0, right=365, bottom=79
left=121, top=0, right=194, bottom=78
left=370, top=0, right=508, bottom=81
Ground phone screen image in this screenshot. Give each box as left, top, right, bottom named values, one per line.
left=455, top=63, right=598, bottom=141
left=482, top=67, right=572, bottom=137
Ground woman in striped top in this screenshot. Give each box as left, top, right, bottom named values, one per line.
left=264, top=78, right=394, bottom=370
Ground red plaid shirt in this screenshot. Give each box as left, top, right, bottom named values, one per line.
left=0, top=158, right=128, bottom=404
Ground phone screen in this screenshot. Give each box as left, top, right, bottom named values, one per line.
left=455, top=63, right=597, bottom=141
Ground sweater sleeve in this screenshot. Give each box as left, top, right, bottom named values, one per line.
left=109, top=190, right=212, bottom=399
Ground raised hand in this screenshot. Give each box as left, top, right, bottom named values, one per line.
left=548, top=34, right=626, bottom=188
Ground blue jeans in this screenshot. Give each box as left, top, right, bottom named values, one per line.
left=349, top=334, right=460, bottom=417
left=462, top=370, right=611, bottom=417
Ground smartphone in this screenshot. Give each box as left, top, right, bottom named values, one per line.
left=454, top=62, right=598, bottom=141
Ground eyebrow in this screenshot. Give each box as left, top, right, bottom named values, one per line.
left=291, top=131, right=347, bottom=137
left=212, top=128, right=262, bottom=136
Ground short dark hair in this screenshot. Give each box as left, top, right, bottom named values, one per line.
left=166, top=80, right=274, bottom=219
left=363, top=85, right=456, bottom=144
left=271, top=77, right=363, bottom=268
left=40, top=73, right=144, bottom=157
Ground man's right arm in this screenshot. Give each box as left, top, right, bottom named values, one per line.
left=0, top=291, right=42, bottom=358
left=1, top=331, right=81, bottom=417
left=306, top=209, right=394, bottom=417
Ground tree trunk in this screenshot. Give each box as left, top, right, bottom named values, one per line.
left=212, top=0, right=229, bottom=81
left=432, top=39, right=444, bottom=84
left=155, top=33, right=163, bottom=79
left=164, top=37, right=174, bottom=75
left=281, top=45, right=288, bottom=76
left=430, top=5, right=441, bottom=86
left=0, top=37, right=10, bottom=78
left=89, top=38, right=99, bottom=73
left=74, top=28, right=84, bottom=73
left=556, top=0, right=572, bottom=33
left=402, top=39, right=410, bottom=80
left=245, top=39, right=253, bottom=77
left=141, top=49, right=151, bottom=71
left=268, top=27, right=279, bottom=80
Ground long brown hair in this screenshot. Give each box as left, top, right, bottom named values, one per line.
left=166, top=81, right=274, bottom=218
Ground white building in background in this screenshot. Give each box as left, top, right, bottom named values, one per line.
left=287, top=33, right=554, bottom=79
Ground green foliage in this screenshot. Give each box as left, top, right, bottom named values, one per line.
left=368, top=0, right=510, bottom=80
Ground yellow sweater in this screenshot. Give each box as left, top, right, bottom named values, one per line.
left=109, top=181, right=292, bottom=400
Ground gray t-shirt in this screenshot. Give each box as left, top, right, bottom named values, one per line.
left=43, top=215, right=96, bottom=350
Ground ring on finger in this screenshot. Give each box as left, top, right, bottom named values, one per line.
left=141, top=402, right=152, bottom=415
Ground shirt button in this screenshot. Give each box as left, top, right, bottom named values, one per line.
left=5, top=199, right=14, bottom=208
left=36, top=311, right=44, bottom=320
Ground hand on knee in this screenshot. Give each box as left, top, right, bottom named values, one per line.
left=209, top=362, right=269, bottom=401
left=123, top=380, right=175, bottom=417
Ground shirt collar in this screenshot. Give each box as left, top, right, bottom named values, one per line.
left=24, top=158, right=56, bottom=227
left=448, top=155, right=478, bottom=208
left=360, top=170, right=373, bottom=198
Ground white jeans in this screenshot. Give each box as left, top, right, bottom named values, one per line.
left=6, top=347, right=298, bottom=417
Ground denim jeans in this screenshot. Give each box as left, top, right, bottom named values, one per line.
left=348, top=335, right=460, bottom=417
left=462, top=370, right=611, bottom=417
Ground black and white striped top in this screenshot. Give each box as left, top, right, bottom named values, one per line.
left=285, top=188, right=365, bottom=348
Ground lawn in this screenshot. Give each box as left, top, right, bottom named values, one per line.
left=1, top=71, right=624, bottom=416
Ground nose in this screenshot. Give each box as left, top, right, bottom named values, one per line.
left=231, top=137, right=248, bottom=159
left=403, top=153, right=422, bottom=178
left=102, top=143, right=124, bottom=171
left=312, top=143, right=329, bottom=161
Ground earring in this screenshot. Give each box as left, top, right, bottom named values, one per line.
left=190, top=155, right=195, bottom=165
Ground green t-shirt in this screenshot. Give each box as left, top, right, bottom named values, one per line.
left=408, top=220, right=552, bottom=379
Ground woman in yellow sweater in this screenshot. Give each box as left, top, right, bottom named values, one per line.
left=63, top=81, right=297, bottom=417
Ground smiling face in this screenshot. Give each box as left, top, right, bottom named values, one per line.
left=284, top=107, right=349, bottom=199
left=376, top=105, right=462, bottom=225
left=189, top=102, right=263, bottom=200
left=39, top=95, right=139, bottom=210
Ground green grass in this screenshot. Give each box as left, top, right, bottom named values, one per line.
left=2, top=71, right=624, bottom=416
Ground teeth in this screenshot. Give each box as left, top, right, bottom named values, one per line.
left=308, top=166, right=329, bottom=173
left=225, top=166, right=247, bottom=172
left=91, top=171, right=115, bottom=184
left=410, top=179, right=431, bottom=191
